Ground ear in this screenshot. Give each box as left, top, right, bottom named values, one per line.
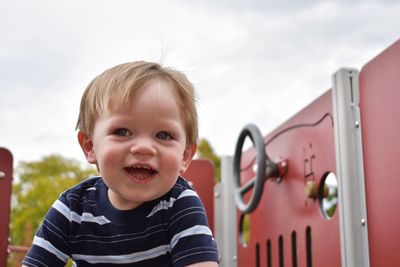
left=77, top=131, right=97, bottom=164
left=179, top=144, right=197, bottom=174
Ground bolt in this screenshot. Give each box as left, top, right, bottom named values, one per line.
left=361, top=218, right=366, bottom=226
left=355, top=121, right=360, bottom=128
left=304, top=180, right=318, bottom=199
left=0, top=171, right=5, bottom=179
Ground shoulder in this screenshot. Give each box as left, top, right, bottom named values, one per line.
left=47, top=176, right=112, bottom=225
left=166, top=178, right=219, bottom=266
left=56, top=176, right=105, bottom=211
left=163, top=177, right=207, bottom=222
left=60, top=176, right=103, bottom=199
left=168, top=176, right=197, bottom=198
left=166, top=177, right=204, bottom=210
left=145, top=177, right=202, bottom=219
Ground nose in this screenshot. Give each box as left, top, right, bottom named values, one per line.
left=129, top=136, right=156, bottom=159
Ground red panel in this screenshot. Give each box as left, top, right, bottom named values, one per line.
left=236, top=39, right=400, bottom=267
left=182, top=159, right=215, bottom=233
left=359, top=39, right=400, bottom=266
left=237, top=92, right=341, bottom=267
left=0, top=148, right=13, bottom=267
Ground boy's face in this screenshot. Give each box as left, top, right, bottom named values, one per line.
left=78, top=79, right=196, bottom=210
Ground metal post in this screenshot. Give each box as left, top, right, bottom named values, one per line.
left=214, top=156, right=237, bottom=267
left=332, top=69, right=370, bottom=267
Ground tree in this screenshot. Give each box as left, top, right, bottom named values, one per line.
left=197, top=138, right=221, bottom=182
left=10, top=155, right=97, bottom=246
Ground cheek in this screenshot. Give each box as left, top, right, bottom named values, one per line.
left=95, top=144, right=124, bottom=166
left=161, top=149, right=185, bottom=172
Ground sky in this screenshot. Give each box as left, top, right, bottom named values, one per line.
left=1, top=0, right=399, bottom=167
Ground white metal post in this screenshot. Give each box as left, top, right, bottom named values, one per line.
left=214, top=156, right=237, bottom=267
left=332, top=68, right=370, bottom=267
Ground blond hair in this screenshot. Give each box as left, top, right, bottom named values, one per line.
left=76, top=61, right=198, bottom=145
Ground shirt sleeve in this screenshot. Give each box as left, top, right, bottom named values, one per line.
left=167, top=188, right=219, bottom=267
left=22, top=194, right=71, bottom=267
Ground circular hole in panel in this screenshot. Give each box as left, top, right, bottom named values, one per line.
left=239, top=213, right=251, bottom=247
left=319, top=172, right=338, bottom=219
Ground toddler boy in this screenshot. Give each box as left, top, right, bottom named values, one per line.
left=23, top=61, right=219, bottom=267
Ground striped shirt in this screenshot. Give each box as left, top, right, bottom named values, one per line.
left=23, top=176, right=219, bottom=267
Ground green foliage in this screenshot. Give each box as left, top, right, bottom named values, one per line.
left=197, top=138, right=221, bottom=182
left=10, top=155, right=97, bottom=246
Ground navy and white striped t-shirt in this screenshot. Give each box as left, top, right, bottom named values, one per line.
left=23, top=176, right=219, bottom=267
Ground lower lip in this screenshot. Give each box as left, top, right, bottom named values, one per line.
left=126, top=173, right=156, bottom=185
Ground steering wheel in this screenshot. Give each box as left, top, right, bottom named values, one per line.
left=233, top=123, right=277, bottom=214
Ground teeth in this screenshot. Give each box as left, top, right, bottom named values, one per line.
left=139, top=166, right=151, bottom=170
left=127, top=165, right=152, bottom=170
left=124, top=165, right=157, bottom=175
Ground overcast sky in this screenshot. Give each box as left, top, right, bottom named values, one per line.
left=1, top=0, right=399, bottom=167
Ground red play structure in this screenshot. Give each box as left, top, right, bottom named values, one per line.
left=2, top=38, right=400, bottom=266
left=0, top=148, right=12, bottom=266
left=221, top=38, right=400, bottom=267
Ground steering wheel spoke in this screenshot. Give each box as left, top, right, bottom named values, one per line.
left=238, top=176, right=256, bottom=196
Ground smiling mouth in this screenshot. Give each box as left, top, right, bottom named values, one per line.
left=124, top=165, right=158, bottom=182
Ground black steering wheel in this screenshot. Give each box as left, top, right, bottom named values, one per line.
left=233, top=123, right=277, bottom=214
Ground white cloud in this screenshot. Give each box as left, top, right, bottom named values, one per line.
left=1, top=0, right=399, bottom=165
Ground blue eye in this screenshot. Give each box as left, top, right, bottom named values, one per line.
left=113, top=128, right=130, bottom=136
left=157, top=131, right=172, bottom=140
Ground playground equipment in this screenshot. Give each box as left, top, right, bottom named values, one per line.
left=2, top=38, right=400, bottom=266
left=0, top=148, right=12, bottom=266
left=214, top=38, right=400, bottom=267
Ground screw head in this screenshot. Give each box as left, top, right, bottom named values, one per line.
left=304, top=180, right=318, bottom=199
